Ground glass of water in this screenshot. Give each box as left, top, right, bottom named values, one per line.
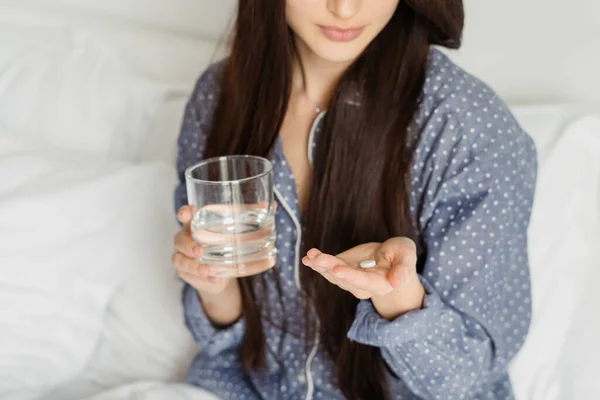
left=185, top=155, right=277, bottom=278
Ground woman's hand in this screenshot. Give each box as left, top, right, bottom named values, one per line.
left=172, top=205, right=235, bottom=295
left=302, top=237, right=425, bottom=320
left=173, top=205, right=244, bottom=326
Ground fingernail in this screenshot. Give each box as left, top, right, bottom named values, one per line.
left=334, top=271, right=345, bottom=279
left=193, top=245, right=203, bottom=256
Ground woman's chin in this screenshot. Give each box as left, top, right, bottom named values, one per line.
left=310, top=44, right=367, bottom=65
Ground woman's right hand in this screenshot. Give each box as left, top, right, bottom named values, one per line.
left=174, top=205, right=243, bottom=326
left=173, top=204, right=277, bottom=325
left=172, top=205, right=235, bottom=296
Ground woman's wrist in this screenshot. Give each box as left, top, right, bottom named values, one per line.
left=198, top=279, right=243, bottom=326
left=371, top=275, right=425, bottom=320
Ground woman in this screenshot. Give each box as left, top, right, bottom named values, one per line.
left=172, top=0, right=537, bottom=399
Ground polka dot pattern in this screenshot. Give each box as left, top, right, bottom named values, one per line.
left=175, top=49, right=537, bottom=400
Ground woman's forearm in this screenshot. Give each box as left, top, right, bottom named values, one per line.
left=198, top=279, right=243, bottom=326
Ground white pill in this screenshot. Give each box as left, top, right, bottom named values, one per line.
left=360, top=260, right=377, bottom=269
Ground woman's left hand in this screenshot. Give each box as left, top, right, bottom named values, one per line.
left=302, top=237, right=425, bottom=318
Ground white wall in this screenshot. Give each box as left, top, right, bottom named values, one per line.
left=449, top=0, right=600, bottom=105
left=4, top=0, right=235, bottom=41
left=0, top=0, right=235, bottom=82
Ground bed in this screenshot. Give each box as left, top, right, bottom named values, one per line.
left=0, top=1, right=599, bottom=399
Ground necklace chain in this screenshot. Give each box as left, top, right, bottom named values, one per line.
left=300, top=90, right=323, bottom=114
left=309, top=100, right=322, bottom=114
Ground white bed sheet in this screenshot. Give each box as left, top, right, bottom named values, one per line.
left=0, top=131, right=183, bottom=399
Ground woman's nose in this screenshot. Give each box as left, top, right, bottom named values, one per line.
left=326, top=0, right=361, bottom=20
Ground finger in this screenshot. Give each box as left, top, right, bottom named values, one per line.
left=178, top=270, right=225, bottom=285
left=334, top=278, right=354, bottom=292
left=302, top=255, right=345, bottom=287
left=307, top=249, right=349, bottom=271
left=178, top=256, right=275, bottom=279
left=302, top=255, right=331, bottom=276
left=301, top=254, right=326, bottom=273
left=336, top=242, right=379, bottom=261
left=302, top=255, right=333, bottom=282
left=388, top=262, right=418, bottom=290
left=177, top=205, right=196, bottom=224
left=210, top=255, right=277, bottom=278
left=171, top=252, right=210, bottom=277
left=331, top=265, right=393, bottom=295
left=379, top=237, right=417, bottom=266
left=174, top=227, right=204, bottom=258
left=310, top=251, right=355, bottom=288
left=379, top=238, right=417, bottom=289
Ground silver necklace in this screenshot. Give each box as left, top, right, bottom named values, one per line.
left=307, top=98, right=323, bottom=114
left=300, top=90, right=323, bottom=114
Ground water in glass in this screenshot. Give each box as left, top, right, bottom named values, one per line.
left=185, top=155, right=277, bottom=277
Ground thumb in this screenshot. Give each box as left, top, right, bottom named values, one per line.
left=177, top=205, right=196, bottom=224
left=388, top=262, right=417, bottom=290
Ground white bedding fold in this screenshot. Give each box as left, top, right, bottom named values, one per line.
left=0, top=131, right=182, bottom=399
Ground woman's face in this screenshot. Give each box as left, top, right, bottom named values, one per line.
left=286, top=0, right=399, bottom=64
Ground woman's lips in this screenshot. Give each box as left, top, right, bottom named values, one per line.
left=319, top=25, right=365, bottom=42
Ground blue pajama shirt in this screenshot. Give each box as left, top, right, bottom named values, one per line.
left=174, top=49, right=538, bottom=400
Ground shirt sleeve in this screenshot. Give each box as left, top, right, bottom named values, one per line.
left=347, top=100, right=538, bottom=399
left=182, top=283, right=246, bottom=358
left=175, top=62, right=246, bottom=357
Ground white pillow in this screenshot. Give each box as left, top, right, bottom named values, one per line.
left=509, top=108, right=600, bottom=399
left=140, top=90, right=190, bottom=166
left=46, top=244, right=198, bottom=400
left=0, top=129, right=180, bottom=399
left=551, top=116, right=600, bottom=399
left=0, top=25, right=168, bottom=162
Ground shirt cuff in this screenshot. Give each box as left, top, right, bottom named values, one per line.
left=347, top=276, right=444, bottom=347
left=182, top=283, right=246, bottom=357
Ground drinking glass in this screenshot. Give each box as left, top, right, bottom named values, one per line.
left=185, top=155, right=277, bottom=278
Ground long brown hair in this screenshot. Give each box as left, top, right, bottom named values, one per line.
left=203, top=1, right=464, bottom=399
